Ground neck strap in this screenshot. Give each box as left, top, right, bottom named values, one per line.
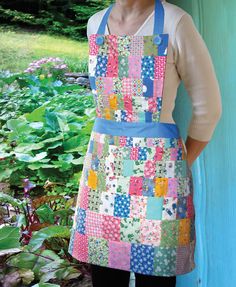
left=96, top=0, right=164, bottom=35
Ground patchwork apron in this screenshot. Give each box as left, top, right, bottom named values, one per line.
left=68, top=0, right=196, bottom=276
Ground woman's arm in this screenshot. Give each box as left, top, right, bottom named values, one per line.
left=185, top=136, right=208, bottom=168
left=174, top=13, right=222, bottom=166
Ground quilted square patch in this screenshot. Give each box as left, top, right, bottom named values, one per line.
left=120, top=217, right=141, bottom=243
left=140, top=219, right=162, bottom=245
left=108, top=241, right=131, bottom=270
left=102, top=214, right=121, bottom=241
left=130, top=243, right=155, bottom=275
left=88, top=237, right=109, bottom=266
left=160, top=220, right=179, bottom=247
left=146, top=197, right=163, bottom=220
left=114, top=194, right=131, bottom=218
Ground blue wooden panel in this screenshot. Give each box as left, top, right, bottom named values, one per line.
left=170, top=0, right=236, bottom=286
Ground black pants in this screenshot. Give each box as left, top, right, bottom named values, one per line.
left=90, top=264, right=176, bottom=287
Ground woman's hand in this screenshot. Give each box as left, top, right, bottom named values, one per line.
left=185, top=136, right=209, bottom=168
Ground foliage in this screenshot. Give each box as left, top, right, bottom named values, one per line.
left=0, top=223, right=83, bottom=286
left=0, top=66, right=95, bottom=197
left=0, top=0, right=113, bottom=40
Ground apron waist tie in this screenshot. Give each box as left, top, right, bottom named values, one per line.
left=92, top=117, right=180, bottom=138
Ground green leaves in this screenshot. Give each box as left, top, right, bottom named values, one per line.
left=27, top=226, right=71, bottom=252
left=0, top=226, right=21, bottom=250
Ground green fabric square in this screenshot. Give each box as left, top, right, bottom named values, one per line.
left=88, top=237, right=109, bottom=266
left=118, top=56, right=129, bottom=78
left=146, top=197, right=164, bottom=220
left=160, top=220, right=179, bottom=247
left=120, top=218, right=141, bottom=243
left=143, top=36, right=158, bottom=56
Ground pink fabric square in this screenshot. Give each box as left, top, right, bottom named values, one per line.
left=122, top=78, right=132, bottom=96
left=144, top=160, right=156, bottom=178
left=103, top=77, right=113, bottom=95
left=89, top=34, right=100, bottom=56
left=108, top=241, right=131, bottom=271
left=124, top=94, right=133, bottom=114
left=108, top=35, right=118, bottom=57
left=128, top=56, right=141, bottom=78
left=72, top=231, right=88, bottom=262
left=170, top=148, right=178, bottom=160
left=154, top=56, right=167, bottom=79
left=97, top=142, right=104, bottom=158
left=167, top=178, right=178, bottom=197
left=154, top=147, right=164, bottom=161
left=140, top=219, right=162, bottom=246
left=79, top=186, right=89, bottom=209
left=148, top=97, right=157, bottom=113
left=130, top=195, right=147, bottom=219
left=130, top=147, right=139, bottom=160
left=129, top=176, right=143, bottom=195
left=146, top=138, right=155, bottom=147
left=85, top=210, right=103, bottom=237
left=119, top=136, right=127, bottom=147
left=107, top=55, right=118, bottom=77
left=153, top=79, right=164, bottom=98
left=102, top=215, right=121, bottom=241
left=130, top=36, right=144, bottom=56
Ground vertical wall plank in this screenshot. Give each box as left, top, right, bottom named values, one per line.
left=170, top=0, right=236, bottom=286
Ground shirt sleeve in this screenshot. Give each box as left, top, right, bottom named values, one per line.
left=174, top=13, right=222, bottom=142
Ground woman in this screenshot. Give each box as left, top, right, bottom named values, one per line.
left=68, top=0, right=222, bottom=286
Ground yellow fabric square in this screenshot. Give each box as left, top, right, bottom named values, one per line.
left=154, top=177, right=168, bottom=197
left=178, top=218, right=191, bottom=245
left=88, top=169, right=97, bottom=189
left=109, top=94, right=118, bottom=110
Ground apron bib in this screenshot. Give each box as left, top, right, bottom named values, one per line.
left=68, top=0, right=196, bottom=276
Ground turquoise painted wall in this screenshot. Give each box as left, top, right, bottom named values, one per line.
left=170, top=0, right=236, bottom=286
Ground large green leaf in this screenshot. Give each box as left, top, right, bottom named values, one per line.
left=28, top=226, right=71, bottom=252
left=14, top=143, right=45, bottom=153
left=15, top=151, right=47, bottom=162
left=35, top=204, right=54, bottom=224
left=0, top=226, right=21, bottom=250
left=25, top=105, right=47, bottom=123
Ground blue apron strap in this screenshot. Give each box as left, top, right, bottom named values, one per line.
left=96, top=3, right=115, bottom=35
left=153, top=0, right=164, bottom=34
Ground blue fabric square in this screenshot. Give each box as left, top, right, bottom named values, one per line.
left=145, top=111, right=153, bottom=122
left=121, top=110, right=128, bottom=122
left=138, top=147, right=148, bottom=160
left=143, top=78, right=154, bottom=97
left=89, top=76, right=96, bottom=90
left=95, top=55, right=108, bottom=77
left=91, top=155, right=99, bottom=171
left=123, top=159, right=134, bottom=176
left=114, top=194, right=131, bottom=218
left=126, top=137, right=134, bottom=147
left=76, top=207, right=86, bottom=234
left=157, top=97, right=162, bottom=111
left=177, top=196, right=188, bottom=219
left=142, top=178, right=155, bottom=197
left=141, top=56, right=154, bottom=79
left=158, top=34, right=169, bottom=56
left=146, top=197, right=164, bottom=220
left=130, top=243, right=155, bottom=275
left=177, top=148, right=183, bottom=160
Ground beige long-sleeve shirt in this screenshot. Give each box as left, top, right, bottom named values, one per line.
left=86, top=0, right=222, bottom=141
